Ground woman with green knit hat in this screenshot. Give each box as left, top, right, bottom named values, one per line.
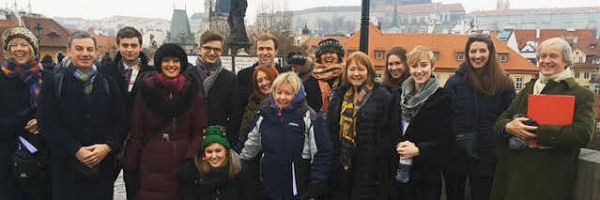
left=179, top=125, right=242, bottom=200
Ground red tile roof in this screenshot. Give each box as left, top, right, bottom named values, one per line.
left=514, top=29, right=594, bottom=49
left=470, top=6, right=600, bottom=16
left=21, top=16, right=70, bottom=48
left=304, top=23, right=538, bottom=73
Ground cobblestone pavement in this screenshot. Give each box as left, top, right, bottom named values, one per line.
left=113, top=170, right=126, bottom=200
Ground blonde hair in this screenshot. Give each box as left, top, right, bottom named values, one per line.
left=341, top=51, right=376, bottom=87
left=407, top=46, right=436, bottom=69
left=6, top=38, right=35, bottom=62
left=271, top=72, right=301, bottom=97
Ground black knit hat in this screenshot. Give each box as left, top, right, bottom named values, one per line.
left=315, top=38, right=344, bottom=63
left=154, top=43, right=189, bottom=72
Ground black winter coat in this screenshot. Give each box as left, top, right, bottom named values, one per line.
left=186, top=65, right=241, bottom=144
left=303, top=76, right=339, bottom=113
left=444, top=65, right=515, bottom=174
left=98, top=52, right=154, bottom=112
left=0, top=72, right=29, bottom=199
left=38, top=64, right=127, bottom=200
left=396, top=88, right=453, bottom=200
left=236, top=62, right=288, bottom=114
left=327, top=85, right=398, bottom=200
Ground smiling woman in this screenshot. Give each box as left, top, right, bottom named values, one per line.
left=124, top=43, right=208, bottom=200
left=1, top=26, right=51, bottom=200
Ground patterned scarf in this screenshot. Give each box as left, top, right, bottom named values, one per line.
left=338, top=84, right=373, bottom=171
left=312, top=63, right=343, bottom=114
left=533, top=67, right=573, bottom=95
left=74, top=65, right=98, bottom=95
left=400, top=74, right=440, bottom=122
left=2, top=60, right=43, bottom=107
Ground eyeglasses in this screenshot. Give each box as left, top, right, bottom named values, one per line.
left=202, top=46, right=222, bottom=53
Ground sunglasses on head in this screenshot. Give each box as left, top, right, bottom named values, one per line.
left=469, top=33, right=491, bottom=39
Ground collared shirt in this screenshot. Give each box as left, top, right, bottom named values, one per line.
left=123, top=62, right=140, bottom=93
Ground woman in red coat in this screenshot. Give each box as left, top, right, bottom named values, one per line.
left=124, top=43, right=208, bottom=200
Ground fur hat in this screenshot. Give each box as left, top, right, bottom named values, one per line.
left=202, top=125, right=230, bottom=149
left=2, top=26, right=39, bottom=58
left=315, top=38, right=344, bottom=63
left=154, top=43, right=189, bottom=73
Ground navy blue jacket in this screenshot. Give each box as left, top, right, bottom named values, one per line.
left=38, top=64, right=127, bottom=200
left=445, top=65, right=515, bottom=153
left=444, top=64, right=515, bottom=174
left=240, top=86, right=333, bottom=200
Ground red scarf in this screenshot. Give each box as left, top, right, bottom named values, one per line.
left=156, top=73, right=187, bottom=95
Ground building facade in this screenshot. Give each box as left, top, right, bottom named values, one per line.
left=304, top=23, right=538, bottom=90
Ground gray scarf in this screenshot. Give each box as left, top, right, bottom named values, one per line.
left=197, top=57, right=223, bottom=94
left=400, top=74, right=440, bottom=122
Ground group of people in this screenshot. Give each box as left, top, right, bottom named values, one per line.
left=0, top=23, right=594, bottom=200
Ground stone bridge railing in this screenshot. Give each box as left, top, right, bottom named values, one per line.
left=575, top=148, right=600, bottom=200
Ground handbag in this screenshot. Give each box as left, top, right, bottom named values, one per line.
left=13, top=145, right=43, bottom=187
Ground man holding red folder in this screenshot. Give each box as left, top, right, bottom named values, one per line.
left=491, top=38, right=595, bottom=200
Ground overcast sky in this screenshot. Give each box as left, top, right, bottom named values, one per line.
left=19, top=0, right=600, bottom=23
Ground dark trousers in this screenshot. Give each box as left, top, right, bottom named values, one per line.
left=444, top=170, right=494, bottom=200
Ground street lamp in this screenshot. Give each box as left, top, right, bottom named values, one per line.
left=359, top=0, right=369, bottom=53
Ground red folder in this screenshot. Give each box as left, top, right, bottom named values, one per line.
left=527, top=95, right=575, bottom=148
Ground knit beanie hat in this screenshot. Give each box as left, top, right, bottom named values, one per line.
left=2, top=26, right=39, bottom=58
left=315, top=38, right=344, bottom=63
left=202, top=125, right=230, bottom=149
left=154, top=43, right=189, bottom=73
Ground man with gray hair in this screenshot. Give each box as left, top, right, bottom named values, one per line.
left=490, top=37, right=595, bottom=199
left=38, top=30, right=127, bottom=200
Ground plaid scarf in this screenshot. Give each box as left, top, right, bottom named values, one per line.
left=73, top=65, right=98, bottom=95
left=2, top=60, right=43, bottom=107
left=338, top=84, right=373, bottom=171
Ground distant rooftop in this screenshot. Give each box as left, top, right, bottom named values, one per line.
left=470, top=6, right=600, bottom=16
left=292, top=6, right=361, bottom=15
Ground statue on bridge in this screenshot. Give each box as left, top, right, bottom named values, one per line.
left=227, top=0, right=250, bottom=55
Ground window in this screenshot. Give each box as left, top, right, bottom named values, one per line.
left=499, top=54, right=508, bottom=62
left=516, top=77, right=523, bottom=90
left=595, top=85, right=600, bottom=95
left=575, top=72, right=580, bottom=78
left=457, top=53, right=465, bottom=61
left=579, top=57, right=584, bottom=63
left=585, top=72, right=590, bottom=79
left=433, top=52, right=440, bottom=60
left=375, top=51, right=385, bottom=60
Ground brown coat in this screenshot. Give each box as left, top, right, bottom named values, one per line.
left=124, top=73, right=207, bottom=200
